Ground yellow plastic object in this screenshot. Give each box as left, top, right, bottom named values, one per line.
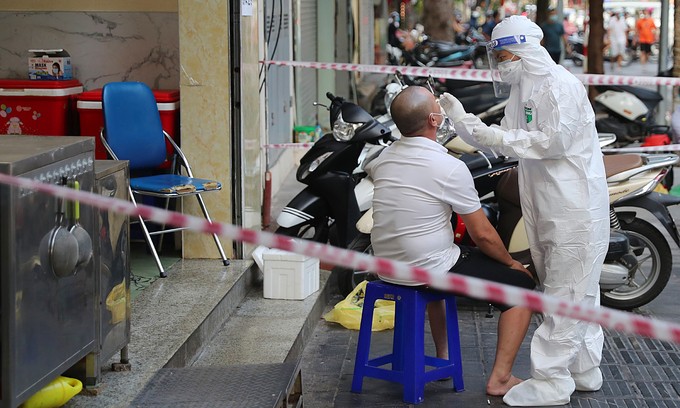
left=106, top=281, right=127, bottom=324
left=654, top=183, right=669, bottom=194
left=323, top=280, right=395, bottom=331
left=21, top=376, right=82, bottom=408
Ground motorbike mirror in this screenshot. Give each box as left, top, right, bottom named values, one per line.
left=313, top=101, right=329, bottom=110
left=426, top=76, right=437, bottom=96
left=394, top=70, right=405, bottom=87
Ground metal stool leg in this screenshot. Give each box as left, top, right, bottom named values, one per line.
left=195, top=194, right=230, bottom=266
left=130, top=187, right=166, bottom=278
left=157, top=196, right=172, bottom=253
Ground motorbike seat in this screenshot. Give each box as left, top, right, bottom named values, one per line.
left=435, top=59, right=467, bottom=67
left=495, top=168, right=520, bottom=206
left=424, top=40, right=472, bottom=57
left=603, top=154, right=644, bottom=179
left=595, top=85, right=663, bottom=113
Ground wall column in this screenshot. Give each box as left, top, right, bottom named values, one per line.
left=178, top=0, right=233, bottom=259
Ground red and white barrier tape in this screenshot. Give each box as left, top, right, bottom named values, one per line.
left=263, top=142, right=314, bottom=149
left=3, top=171, right=680, bottom=345
left=262, top=60, right=680, bottom=88
left=264, top=142, right=680, bottom=153
left=602, top=144, right=680, bottom=154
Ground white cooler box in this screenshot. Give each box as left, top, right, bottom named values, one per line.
left=262, top=249, right=319, bottom=300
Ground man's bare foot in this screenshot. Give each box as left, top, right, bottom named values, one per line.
left=486, top=375, right=523, bottom=396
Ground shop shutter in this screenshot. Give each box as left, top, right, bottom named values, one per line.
left=264, top=0, right=293, bottom=165
left=294, top=0, right=318, bottom=128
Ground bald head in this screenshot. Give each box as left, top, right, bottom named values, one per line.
left=390, top=86, right=438, bottom=137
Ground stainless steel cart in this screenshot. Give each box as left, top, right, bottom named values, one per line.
left=0, top=136, right=96, bottom=408
left=93, top=160, right=131, bottom=381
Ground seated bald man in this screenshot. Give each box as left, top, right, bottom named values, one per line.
left=364, top=85, right=536, bottom=396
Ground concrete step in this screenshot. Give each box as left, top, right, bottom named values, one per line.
left=65, top=259, right=255, bottom=407
left=64, top=258, right=334, bottom=407
left=192, top=270, right=334, bottom=366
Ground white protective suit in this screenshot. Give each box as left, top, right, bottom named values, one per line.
left=442, top=16, right=610, bottom=406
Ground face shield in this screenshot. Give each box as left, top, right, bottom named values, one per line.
left=486, top=34, right=527, bottom=98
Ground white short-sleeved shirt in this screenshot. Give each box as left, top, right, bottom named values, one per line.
left=365, top=136, right=481, bottom=285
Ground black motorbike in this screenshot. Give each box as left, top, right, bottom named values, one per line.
left=274, top=93, right=395, bottom=248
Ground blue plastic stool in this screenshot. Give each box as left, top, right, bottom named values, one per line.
left=351, top=280, right=464, bottom=404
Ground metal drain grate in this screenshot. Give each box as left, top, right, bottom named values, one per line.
left=132, top=363, right=300, bottom=407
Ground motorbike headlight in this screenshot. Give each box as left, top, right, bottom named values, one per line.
left=384, top=83, right=405, bottom=114
left=333, top=112, right=362, bottom=141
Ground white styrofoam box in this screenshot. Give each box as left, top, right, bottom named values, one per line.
left=262, top=249, right=319, bottom=300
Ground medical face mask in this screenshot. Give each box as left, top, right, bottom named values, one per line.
left=432, top=113, right=456, bottom=145
left=497, top=58, right=522, bottom=84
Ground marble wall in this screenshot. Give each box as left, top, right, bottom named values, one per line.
left=0, top=12, right=179, bottom=90
left=0, top=7, right=265, bottom=261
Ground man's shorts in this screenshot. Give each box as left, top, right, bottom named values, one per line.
left=609, top=40, right=627, bottom=58
left=640, top=43, right=652, bottom=53
left=449, top=246, right=536, bottom=311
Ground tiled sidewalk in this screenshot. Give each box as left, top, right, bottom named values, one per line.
left=300, top=298, right=680, bottom=408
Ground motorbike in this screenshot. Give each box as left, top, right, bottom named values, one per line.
left=335, top=133, right=680, bottom=310
left=566, top=33, right=585, bottom=66
left=271, top=92, right=395, bottom=249
left=491, top=152, right=680, bottom=310
left=593, top=84, right=672, bottom=147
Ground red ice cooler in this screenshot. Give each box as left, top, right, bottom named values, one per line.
left=77, top=88, right=180, bottom=160
left=0, top=79, right=83, bottom=136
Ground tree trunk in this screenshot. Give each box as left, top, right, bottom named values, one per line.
left=535, top=0, right=551, bottom=26
left=422, top=0, right=454, bottom=41
left=587, top=0, right=605, bottom=99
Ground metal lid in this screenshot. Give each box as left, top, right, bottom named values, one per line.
left=0, top=135, right=94, bottom=175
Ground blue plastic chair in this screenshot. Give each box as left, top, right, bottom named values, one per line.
left=351, top=280, right=464, bottom=404
left=100, top=81, right=229, bottom=277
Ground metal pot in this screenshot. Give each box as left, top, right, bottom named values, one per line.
left=39, top=188, right=80, bottom=278
left=69, top=180, right=93, bottom=267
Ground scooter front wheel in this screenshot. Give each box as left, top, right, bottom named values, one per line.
left=333, top=233, right=377, bottom=296
left=601, top=218, right=672, bottom=310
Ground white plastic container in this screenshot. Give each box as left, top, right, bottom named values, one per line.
left=262, top=249, right=319, bottom=300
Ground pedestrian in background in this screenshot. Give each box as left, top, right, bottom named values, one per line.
left=540, top=8, right=567, bottom=64
left=607, top=11, right=629, bottom=72
left=482, top=10, right=500, bottom=40
left=635, top=8, right=657, bottom=71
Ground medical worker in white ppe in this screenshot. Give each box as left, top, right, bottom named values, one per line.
left=440, top=15, right=609, bottom=406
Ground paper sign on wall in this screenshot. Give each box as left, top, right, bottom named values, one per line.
left=242, top=0, right=253, bottom=16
